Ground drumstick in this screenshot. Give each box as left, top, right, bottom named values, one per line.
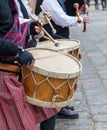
left=39, top=26, right=59, bottom=47
left=29, top=15, right=59, bottom=47
left=42, top=35, right=50, bottom=40
left=73, top=3, right=82, bottom=23
left=40, top=5, right=56, bottom=34
left=83, top=0, right=87, bottom=32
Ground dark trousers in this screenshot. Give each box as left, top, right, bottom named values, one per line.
left=101, top=0, right=106, bottom=9
left=40, top=114, right=57, bottom=130
left=94, top=0, right=99, bottom=9
left=87, top=0, right=90, bottom=7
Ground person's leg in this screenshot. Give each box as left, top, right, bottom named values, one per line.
left=101, top=0, right=105, bottom=10
left=95, top=0, right=99, bottom=10
left=40, top=114, right=57, bottom=130
left=104, top=0, right=106, bottom=8
left=87, top=0, right=90, bottom=7
left=101, top=0, right=104, bottom=9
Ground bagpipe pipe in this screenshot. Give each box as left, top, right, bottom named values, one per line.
left=65, top=0, right=87, bottom=32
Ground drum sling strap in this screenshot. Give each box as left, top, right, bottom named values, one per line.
left=0, top=63, right=20, bottom=73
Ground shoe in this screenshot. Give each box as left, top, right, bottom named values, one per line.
left=65, top=106, right=75, bottom=111
left=57, top=108, right=79, bottom=119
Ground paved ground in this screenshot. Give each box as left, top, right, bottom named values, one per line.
left=37, top=5, right=107, bottom=130
left=55, top=5, right=107, bottom=130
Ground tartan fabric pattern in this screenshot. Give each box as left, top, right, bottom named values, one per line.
left=0, top=0, right=28, bottom=62
left=4, top=0, right=28, bottom=48
left=0, top=71, right=60, bottom=130
left=0, top=0, right=60, bottom=129
left=4, top=16, right=28, bottom=48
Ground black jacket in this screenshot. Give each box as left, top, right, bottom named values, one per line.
left=0, top=0, right=18, bottom=57
left=0, top=0, right=36, bottom=58
left=0, top=0, right=13, bottom=37
left=65, top=0, right=84, bottom=16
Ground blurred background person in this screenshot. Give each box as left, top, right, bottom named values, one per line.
left=94, top=0, right=99, bottom=10
left=101, top=0, right=107, bottom=10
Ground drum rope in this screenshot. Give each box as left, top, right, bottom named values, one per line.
left=67, top=78, right=78, bottom=99
left=21, top=67, right=32, bottom=79
left=30, top=71, right=38, bottom=98
left=22, top=67, right=79, bottom=104
left=71, top=51, right=76, bottom=58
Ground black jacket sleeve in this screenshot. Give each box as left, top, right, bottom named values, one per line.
left=0, top=38, right=19, bottom=56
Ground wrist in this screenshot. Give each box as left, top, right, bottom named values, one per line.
left=18, top=46, right=25, bottom=53
left=15, top=46, right=25, bottom=59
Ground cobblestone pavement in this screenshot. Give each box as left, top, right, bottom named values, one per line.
left=55, top=5, right=107, bottom=130
left=37, top=5, right=107, bottom=130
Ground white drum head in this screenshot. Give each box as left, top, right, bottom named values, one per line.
left=27, top=48, right=82, bottom=79
left=37, top=39, right=80, bottom=53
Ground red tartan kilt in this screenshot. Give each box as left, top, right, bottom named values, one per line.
left=0, top=71, right=60, bottom=130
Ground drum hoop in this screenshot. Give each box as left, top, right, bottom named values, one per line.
left=26, top=48, right=82, bottom=79
left=26, top=95, right=74, bottom=108
left=37, top=39, right=80, bottom=51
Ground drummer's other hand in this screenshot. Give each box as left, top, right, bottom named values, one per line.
left=30, top=19, right=43, bottom=35
left=83, top=14, right=89, bottom=23
left=15, top=50, right=35, bottom=66
left=34, top=26, right=41, bottom=34
left=79, top=14, right=89, bottom=23
left=34, top=19, right=43, bottom=34
left=36, top=19, right=43, bottom=27
left=44, top=12, right=52, bottom=24
left=44, top=12, right=52, bottom=19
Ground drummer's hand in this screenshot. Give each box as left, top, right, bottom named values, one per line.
left=82, top=14, right=89, bottom=23
left=79, top=14, right=89, bottom=23
left=38, top=11, right=52, bottom=25
left=36, top=19, right=43, bottom=27
left=34, top=30, right=44, bottom=39
left=30, top=19, right=43, bottom=35
left=80, top=4, right=89, bottom=14
left=15, top=48, right=35, bottom=66
left=44, top=12, right=52, bottom=24
left=44, top=12, right=51, bottom=19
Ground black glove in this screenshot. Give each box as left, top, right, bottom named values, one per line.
left=15, top=47, right=35, bottom=66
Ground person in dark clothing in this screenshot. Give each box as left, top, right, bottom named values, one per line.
left=87, top=0, right=90, bottom=7
left=94, top=0, right=99, bottom=10
left=101, top=0, right=107, bottom=10
left=0, top=0, right=60, bottom=130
